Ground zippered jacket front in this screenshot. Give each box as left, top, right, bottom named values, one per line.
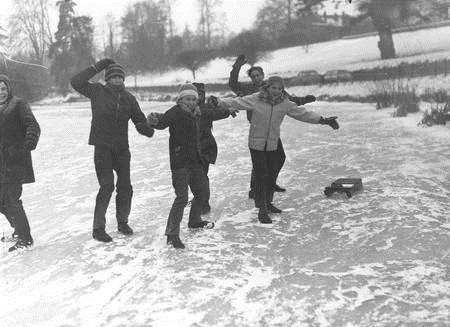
left=219, top=93, right=322, bottom=151
left=70, top=66, right=154, bottom=149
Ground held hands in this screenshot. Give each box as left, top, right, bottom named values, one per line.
left=233, top=54, right=248, bottom=68
left=319, top=116, right=339, bottom=130
left=207, top=95, right=219, bottom=107
left=94, top=58, right=115, bottom=72
left=147, top=112, right=161, bottom=126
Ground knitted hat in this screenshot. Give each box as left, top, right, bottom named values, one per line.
left=177, top=83, right=198, bottom=101
left=105, top=63, right=125, bottom=81
left=266, top=76, right=285, bottom=89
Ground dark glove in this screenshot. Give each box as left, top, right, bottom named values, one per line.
left=94, top=58, right=115, bottom=72
left=23, top=139, right=36, bottom=151
left=207, top=96, right=219, bottom=107
left=303, top=95, right=316, bottom=104
left=319, top=116, right=339, bottom=130
left=233, top=54, right=247, bottom=68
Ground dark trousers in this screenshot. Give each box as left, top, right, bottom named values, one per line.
left=93, top=145, right=133, bottom=230
left=0, top=183, right=31, bottom=240
left=250, top=149, right=279, bottom=210
left=250, top=138, right=285, bottom=191
left=201, top=162, right=210, bottom=208
left=166, top=167, right=208, bottom=235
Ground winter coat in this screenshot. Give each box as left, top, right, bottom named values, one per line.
left=152, top=104, right=230, bottom=170
left=229, top=65, right=312, bottom=121
left=199, top=103, right=230, bottom=164
left=219, top=93, right=321, bottom=151
left=0, top=94, right=40, bottom=184
left=70, top=66, right=154, bottom=149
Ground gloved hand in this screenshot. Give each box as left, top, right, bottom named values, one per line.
left=303, top=95, right=316, bottom=104
left=229, top=107, right=238, bottom=118
left=146, top=112, right=161, bottom=126
left=319, top=116, right=339, bottom=130
left=94, top=58, right=115, bottom=72
left=23, top=139, right=36, bottom=151
left=207, top=95, right=219, bottom=107
left=233, top=54, right=247, bottom=68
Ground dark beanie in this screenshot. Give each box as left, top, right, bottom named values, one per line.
left=105, top=63, right=125, bottom=81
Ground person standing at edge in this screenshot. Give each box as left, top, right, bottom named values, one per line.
left=70, top=59, right=155, bottom=243
left=229, top=54, right=317, bottom=199
left=214, top=76, right=339, bottom=224
left=0, top=74, right=40, bottom=252
left=147, top=84, right=231, bottom=249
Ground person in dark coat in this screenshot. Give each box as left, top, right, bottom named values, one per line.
left=147, top=84, right=234, bottom=249
left=192, top=82, right=231, bottom=214
left=70, top=59, right=155, bottom=243
left=229, top=54, right=317, bottom=198
left=0, top=74, right=40, bottom=251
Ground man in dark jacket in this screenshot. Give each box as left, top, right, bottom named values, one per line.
left=0, top=74, right=40, bottom=252
left=147, top=84, right=233, bottom=249
left=228, top=54, right=317, bottom=198
left=70, top=59, right=155, bottom=243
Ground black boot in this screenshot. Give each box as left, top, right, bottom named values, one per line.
left=92, top=229, right=112, bottom=242
left=258, top=208, right=272, bottom=224
left=267, top=203, right=282, bottom=213
left=273, top=184, right=286, bottom=192
left=167, top=235, right=185, bottom=249
left=8, top=236, right=33, bottom=252
left=118, top=222, right=133, bottom=235
left=248, top=189, right=255, bottom=199
left=188, top=220, right=215, bottom=229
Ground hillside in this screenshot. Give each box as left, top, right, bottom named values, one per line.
left=125, top=25, right=450, bottom=88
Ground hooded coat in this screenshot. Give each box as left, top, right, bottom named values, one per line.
left=0, top=74, right=40, bottom=184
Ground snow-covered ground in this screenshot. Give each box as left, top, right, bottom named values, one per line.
left=1, top=101, right=449, bottom=327
left=125, top=25, right=450, bottom=87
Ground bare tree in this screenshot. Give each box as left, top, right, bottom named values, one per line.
left=9, top=0, right=53, bottom=64
left=197, top=0, right=222, bottom=48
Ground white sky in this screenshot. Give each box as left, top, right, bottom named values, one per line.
left=1, top=0, right=265, bottom=35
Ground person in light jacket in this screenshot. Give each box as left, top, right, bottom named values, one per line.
left=215, top=76, right=339, bottom=223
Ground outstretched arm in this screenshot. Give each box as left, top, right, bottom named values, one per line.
left=286, top=103, right=322, bottom=124
left=286, top=93, right=316, bottom=106
left=147, top=111, right=171, bottom=130
left=216, top=93, right=259, bottom=112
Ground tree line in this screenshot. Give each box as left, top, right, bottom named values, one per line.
left=1, top=0, right=447, bottom=95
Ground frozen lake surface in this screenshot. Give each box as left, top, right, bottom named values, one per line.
left=1, top=101, right=449, bottom=327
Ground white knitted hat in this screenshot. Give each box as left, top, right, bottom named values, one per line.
left=177, top=83, right=198, bottom=101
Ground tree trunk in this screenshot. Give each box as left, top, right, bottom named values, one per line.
left=377, top=27, right=396, bottom=59
left=192, top=69, right=196, bottom=80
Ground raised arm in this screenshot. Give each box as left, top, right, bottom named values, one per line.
left=130, top=98, right=154, bottom=138
left=70, top=59, right=114, bottom=98
left=229, top=55, right=247, bottom=96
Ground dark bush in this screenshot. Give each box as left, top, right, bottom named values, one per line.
left=418, top=103, right=450, bottom=126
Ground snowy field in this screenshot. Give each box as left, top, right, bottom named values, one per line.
left=126, top=25, right=450, bottom=87
left=0, top=101, right=449, bottom=327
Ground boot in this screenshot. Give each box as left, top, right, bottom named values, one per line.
left=8, top=236, right=33, bottom=252
left=167, top=235, right=185, bottom=249
left=258, top=208, right=272, bottom=224
left=188, top=220, right=215, bottom=229
left=118, top=222, right=133, bottom=235
left=267, top=203, right=282, bottom=213
left=273, top=184, right=286, bottom=192
left=92, top=229, right=112, bottom=242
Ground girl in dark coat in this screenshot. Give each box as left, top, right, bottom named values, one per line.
left=0, top=74, right=40, bottom=251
